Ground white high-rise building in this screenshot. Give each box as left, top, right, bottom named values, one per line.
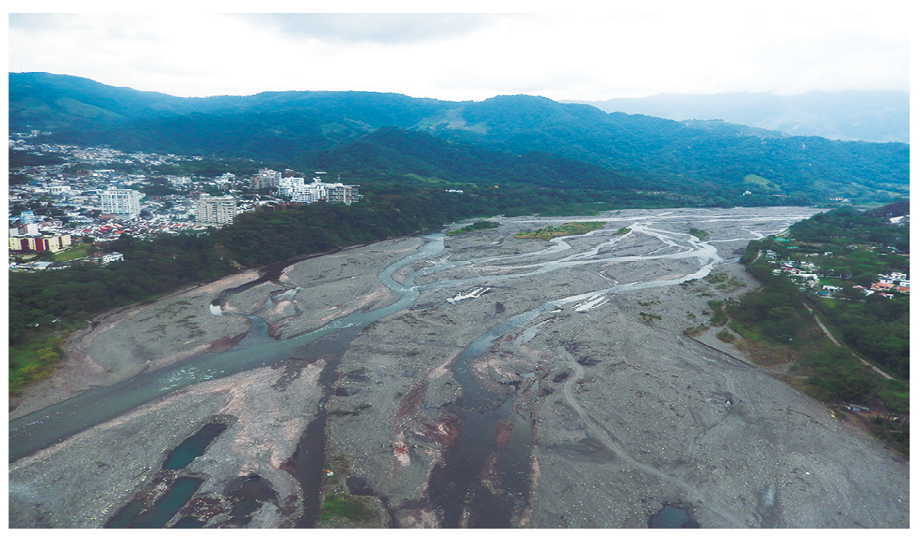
left=101, top=189, right=142, bottom=217
left=196, top=196, right=239, bottom=225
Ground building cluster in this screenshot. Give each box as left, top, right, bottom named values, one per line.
left=8, top=210, right=72, bottom=255
left=8, top=141, right=360, bottom=271
left=766, top=249, right=909, bottom=299
left=255, top=169, right=361, bottom=204
left=865, top=272, right=910, bottom=297
left=9, top=230, right=72, bottom=253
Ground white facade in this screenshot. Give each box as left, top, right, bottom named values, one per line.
left=196, top=196, right=239, bottom=225
left=101, top=189, right=142, bottom=217
left=168, top=176, right=193, bottom=188
left=100, top=252, right=124, bottom=265
left=281, top=177, right=360, bottom=205
left=277, top=177, right=304, bottom=198
left=15, top=223, right=40, bottom=236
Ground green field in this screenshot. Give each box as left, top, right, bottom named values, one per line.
left=743, top=173, right=779, bottom=190
left=53, top=243, right=93, bottom=261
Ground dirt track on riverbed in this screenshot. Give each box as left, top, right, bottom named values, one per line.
left=9, top=207, right=910, bottom=528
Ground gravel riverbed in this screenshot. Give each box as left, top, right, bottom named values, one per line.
left=8, top=207, right=909, bottom=528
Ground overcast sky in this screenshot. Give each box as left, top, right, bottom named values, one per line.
left=6, top=2, right=912, bottom=102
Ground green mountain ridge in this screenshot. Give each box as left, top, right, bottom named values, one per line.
left=9, top=72, right=909, bottom=206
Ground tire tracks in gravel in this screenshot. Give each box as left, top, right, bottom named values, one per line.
left=556, top=346, right=748, bottom=528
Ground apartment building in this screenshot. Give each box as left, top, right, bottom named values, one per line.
left=279, top=177, right=360, bottom=205
left=9, top=234, right=72, bottom=252
left=101, top=188, right=143, bottom=218
left=251, top=168, right=282, bottom=190
left=195, top=196, right=239, bottom=225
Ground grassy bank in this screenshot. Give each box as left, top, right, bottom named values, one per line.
left=9, top=332, right=69, bottom=396
left=513, top=221, right=606, bottom=240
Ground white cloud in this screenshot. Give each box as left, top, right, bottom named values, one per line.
left=7, top=5, right=911, bottom=101
left=229, top=13, right=506, bottom=44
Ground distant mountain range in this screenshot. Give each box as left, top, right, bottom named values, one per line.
left=566, top=91, right=909, bottom=144
left=9, top=72, right=910, bottom=206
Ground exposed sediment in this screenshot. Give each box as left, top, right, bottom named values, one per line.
left=8, top=208, right=910, bottom=528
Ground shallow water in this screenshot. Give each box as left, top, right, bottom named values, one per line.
left=105, top=477, right=204, bottom=528
left=648, top=504, right=700, bottom=528
left=9, top=235, right=446, bottom=462
left=162, top=422, right=227, bottom=470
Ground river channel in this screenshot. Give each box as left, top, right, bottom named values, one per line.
left=10, top=209, right=822, bottom=527
left=9, top=235, right=445, bottom=462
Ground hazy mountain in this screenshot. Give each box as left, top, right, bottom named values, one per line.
left=567, top=91, right=909, bottom=143
left=9, top=73, right=910, bottom=206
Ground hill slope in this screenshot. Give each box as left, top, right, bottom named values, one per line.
left=570, top=91, right=909, bottom=144
left=9, top=73, right=910, bottom=205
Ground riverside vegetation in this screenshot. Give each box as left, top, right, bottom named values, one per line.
left=6, top=176, right=667, bottom=394
left=711, top=203, right=909, bottom=455
left=11, top=73, right=909, bottom=207
left=513, top=222, right=606, bottom=240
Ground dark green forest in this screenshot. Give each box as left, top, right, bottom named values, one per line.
left=10, top=73, right=910, bottom=206
left=8, top=73, right=911, bottom=423
left=725, top=204, right=909, bottom=454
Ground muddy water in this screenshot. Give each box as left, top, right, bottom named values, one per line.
left=425, top=306, right=553, bottom=525
left=283, top=324, right=364, bottom=527
left=428, top=397, right=533, bottom=527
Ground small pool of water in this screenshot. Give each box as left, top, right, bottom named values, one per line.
left=648, top=504, right=700, bottom=528
left=226, top=475, right=277, bottom=525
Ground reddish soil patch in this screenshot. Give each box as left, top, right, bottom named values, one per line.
left=204, top=331, right=249, bottom=353
left=494, top=419, right=514, bottom=446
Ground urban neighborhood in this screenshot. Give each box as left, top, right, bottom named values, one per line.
left=9, top=135, right=359, bottom=271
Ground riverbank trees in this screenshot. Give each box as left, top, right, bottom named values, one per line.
left=727, top=203, right=909, bottom=455
left=7, top=180, right=638, bottom=392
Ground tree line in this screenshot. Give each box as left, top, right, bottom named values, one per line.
left=725, top=204, right=908, bottom=454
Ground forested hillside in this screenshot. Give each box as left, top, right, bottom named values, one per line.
left=10, top=73, right=909, bottom=206
left=724, top=203, right=909, bottom=454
